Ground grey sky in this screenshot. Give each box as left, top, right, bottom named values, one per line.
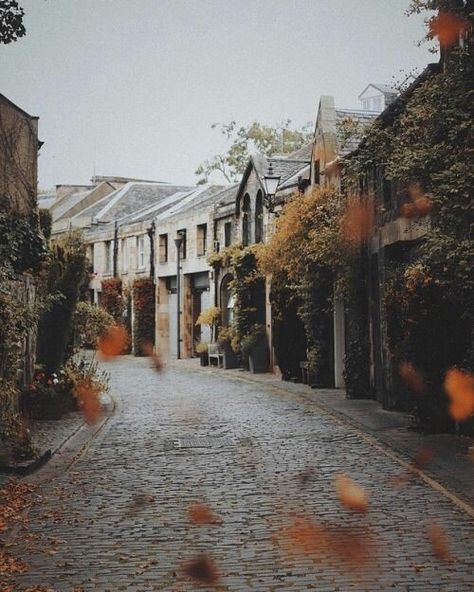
left=1, top=0, right=434, bottom=190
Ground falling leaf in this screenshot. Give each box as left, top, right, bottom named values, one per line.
left=187, top=503, right=221, bottom=525
left=399, top=362, right=426, bottom=395
left=412, top=447, right=434, bottom=471
left=341, top=195, right=374, bottom=245
left=401, top=183, right=433, bottom=218
left=142, top=341, right=164, bottom=372
left=335, top=474, right=369, bottom=513
left=444, top=368, right=474, bottom=422
left=298, top=465, right=316, bottom=485
left=427, top=523, right=452, bottom=561
left=430, top=12, right=468, bottom=47
left=182, top=554, right=220, bottom=586
left=97, top=324, right=128, bottom=359
left=74, top=381, right=102, bottom=425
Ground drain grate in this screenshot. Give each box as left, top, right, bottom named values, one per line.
left=163, top=436, right=252, bottom=451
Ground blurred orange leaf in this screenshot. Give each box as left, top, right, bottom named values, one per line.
left=335, top=474, right=369, bottom=513
left=444, top=368, right=474, bottom=422
left=341, top=196, right=374, bottom=245
left=74, top=381, right=101, bottom=425
left=187, top=503, right=221, bottom=525
left=182, top=553, right=220, bottom=586
left=399, top=362, right=426, bottom=395
left=430, top=12, right=468, bottom=47
left=97, top=324, right=128, bottom=359
left=427, top=523, right=452, bottom=561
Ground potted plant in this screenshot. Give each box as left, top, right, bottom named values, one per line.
left=217, top=325, right=240, bottom=369
left=195, top=341, right=209, bottom=366
left=242, top=324, right=269, bottom=373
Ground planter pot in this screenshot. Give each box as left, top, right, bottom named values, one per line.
left=249, top=340, right=269, bottom=374
left=222, top=342, right=240, bottom=369
left=199, top=352, right=209, bottom=367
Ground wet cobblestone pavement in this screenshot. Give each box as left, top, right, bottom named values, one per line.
left=8, top=356, right=474, bottom=591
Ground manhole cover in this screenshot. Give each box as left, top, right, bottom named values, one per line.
left=163, top=436, right=252, bottom=451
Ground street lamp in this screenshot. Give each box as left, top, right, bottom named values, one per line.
left=174, top=232, right=184, bottom=359
left=263, top=162, right=281, bottom=213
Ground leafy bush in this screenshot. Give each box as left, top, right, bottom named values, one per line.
left=101, top=278, right=124, bottom=322
left=74, top=302, right=114, bottom=348
left=195, top=306, right=220, bottom=342
left=36, top=231, right=88, bottom=372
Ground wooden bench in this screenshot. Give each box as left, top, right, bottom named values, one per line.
left=208, top=343, right=224, bottom=368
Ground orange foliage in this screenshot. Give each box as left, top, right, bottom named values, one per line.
left=430, top=12, right=468, bottom=47
left=74, top=381, right=102, bottom=425
left=341, top=195, right=374, bottom=245
left=444, top=368, right=474, bottom=422
left=97, top=324, right=128, bottom=359
left=427, top=523, right=452, bottom=561
left=335, top=474, right=369, bottom=513
left=399, top=362, right=426, bottom=395
left=187, top=503, right=221, bottom=525
left=401, top=184, right=433, bottom=219
left=182, top=554, right=220, bottom=586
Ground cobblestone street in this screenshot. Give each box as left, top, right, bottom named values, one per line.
left=9, top=357, right=474, bottom=591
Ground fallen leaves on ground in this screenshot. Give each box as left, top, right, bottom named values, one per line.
left=335, top=474, right=369, bottom=513
left=187, top=503, right=221, bottom=525
left=427, top=523, right=452, bottom=561
left=399, top=362, right=426, bottom=395
left=97, top=324, right=128, bottom=360
left=444, top=368, right=474, bottom=422
left=0, top=481, right=36, bottom=531
left=298, top=465, right=316, bottom=485
left=182, top=553, right=220, bottom=586
left=124, top=492, right=156, bottom=517
left=429, top=12, right=468, bottom=47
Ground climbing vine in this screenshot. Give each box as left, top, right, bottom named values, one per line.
left=132, top=278, right=155, bottom=356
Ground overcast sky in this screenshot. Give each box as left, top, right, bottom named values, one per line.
left=1, top=0, right=434, bottom=190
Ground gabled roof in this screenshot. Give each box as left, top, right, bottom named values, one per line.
left=335, top=109, right=379, bottom=156
left=358, top=83, right=397, bottom=98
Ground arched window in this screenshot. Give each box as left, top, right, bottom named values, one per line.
left=242, top=194, right=251, bottom=246
left=255, top=190, right=263, bottom=243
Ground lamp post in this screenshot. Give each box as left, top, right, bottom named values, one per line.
left=263, top=162, right=281, bottom=213
left=174, top=233, right=184, bottom=359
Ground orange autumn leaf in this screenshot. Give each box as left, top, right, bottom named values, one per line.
left=427, top=523, right=452, bottom=561
left=341, top=196, right=374, bottom=245
left=142, top=341, right=164, bottom=372
left=97, top=324, right=128, bottom=359
left=335, top=474, right=369, bottom=513
left=401, top=183, right=433, bottom=219
left=182, top=554, right=220, bottom=586
left=430, top=12, right=468, bottom=48
left=187, top=503, right=221, bottom=525
left=444, top=368, right=474, bottom=422
left=74, top=381, right=101, bottom=425
left=399, top=362, right=426, bottom=395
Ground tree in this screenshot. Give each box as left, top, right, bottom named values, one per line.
left=195, top=120, right=312, bottom=183
left=0, top=0, right=26, bottom=45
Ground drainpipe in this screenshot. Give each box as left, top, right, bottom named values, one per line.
left=147, top=220, right=156, bottom=280
left=113, top=221, right=119, bottom=277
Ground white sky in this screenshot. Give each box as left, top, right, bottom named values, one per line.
left=1, top=0, right=434, bottom=190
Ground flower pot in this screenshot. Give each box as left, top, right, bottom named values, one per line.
left=199, top=352, right=209, bottom=367
left=249, top=339, right=269, bottom=373
left=222, top=342, right=240, bottom=369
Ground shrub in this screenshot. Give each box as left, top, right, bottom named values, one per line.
left=195, top=306, right=221, bottom=342
left=101, top=278, right=124, bottom=322
left=74, top=302, right=114, bottom=349
left=132, top=278, right=155, bottom=356
left=36, top=231, right=88, bottom=373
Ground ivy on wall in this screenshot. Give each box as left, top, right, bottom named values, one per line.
left=101, top=278, right=124, bottom=322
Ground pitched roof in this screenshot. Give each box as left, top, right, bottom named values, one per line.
left=358, top=83, right=397, bottom=98
left=335, top=109, right=378, bottom=156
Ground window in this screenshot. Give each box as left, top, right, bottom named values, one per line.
left=177, top=229, right=186, bottom=259
left=313, top=159, right=320, bottom=186
left=121, top=238, right=128, bottom=272
left=242, top=194, right=251, bottom=246
left=197, top=223, right=207, bottom=256
left=255, top=191, right=263, bottom=243
left=88, top=244, right=94, bottom=273
left=104, top=241, right=112, bottom=273
left=362, top=99, right=370, bottom=110
left=137, top=235, right=145, bottom=269
left=224, top=222, right=232, bottom=247
left=159, top=233, right=168, bottom=263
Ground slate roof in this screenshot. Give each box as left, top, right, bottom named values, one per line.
left=76, top=182, right=194, bottom=224
left=335, top=109, right=378, bottom=156
left=51, top=187, right=96, bottom=221
left=37, top=193, right=56, bottom=210
left=358, top=83, right=397, bottom=98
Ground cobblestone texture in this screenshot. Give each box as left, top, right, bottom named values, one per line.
left=9, top=356, right=474, bottom=591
